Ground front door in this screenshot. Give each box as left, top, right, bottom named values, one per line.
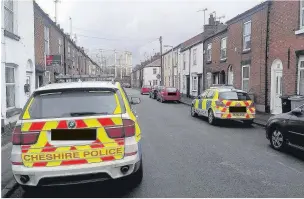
left=198, top=75, right=202, bottom=95
left=186, top=76, right=190, bottom=97
left=273, top=71, right=283, bottom=114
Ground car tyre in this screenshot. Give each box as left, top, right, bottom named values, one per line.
left=191, top=106, right=198, bottom=117
left=208, top=109, right=216, bottom=125
left=270, top=126, right=285, bottom=151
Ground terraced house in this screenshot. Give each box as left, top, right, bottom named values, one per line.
left=206, top=0, right=304, bottom=114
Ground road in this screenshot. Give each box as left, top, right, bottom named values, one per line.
left=7, top=88, right=304, bottom=197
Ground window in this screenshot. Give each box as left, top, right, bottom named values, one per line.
left=169, top=76, right=171, bottom=86
left=183, top=76, right=186, bottom=89
left=243, top=21, right=251, bottom=50
left=153, top=68, right=157, bottom=74
left=301, top=0, right=304, bottom=29
left=207, top=43, right=212, bottom=62
left=193, top=49, right=197, bottom=65
left=45, top=71, right=51, bottom=83
left=242, top=65, right=250, bottom=92
left=220, top=37, right=227, bottom=59
left=206, top=90, right=215, bottom=99
left=28, top=90, right=119, bottom=119
left=298, top=58, right=304, bottom=95
left=168, top=54, right=171, bottom=67
left=44, top=26, right=50, bottom=55
left=200, top=90, right=209, bottom=99
left=58, top=39, right=62, bottom=54
left=192, top=76, right=198, bottom=91
left=5, top=66, right=15, bottom=108
left=68, top=45, right=71, bottom=57
left=153, top=80, right=158, bottom=86
left=219, top=91, right=251, bottom=100
left=4, top=0, right=14, bottom=33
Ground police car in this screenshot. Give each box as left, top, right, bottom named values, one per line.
left=11, top=81, right=143, bottom=191
left=190, top=86, right=255, bottom=125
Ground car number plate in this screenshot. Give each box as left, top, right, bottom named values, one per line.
left=233, top=113, right=245, bottom=116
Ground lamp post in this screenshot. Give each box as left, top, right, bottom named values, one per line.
left=164, top=45, right=174, bottom=87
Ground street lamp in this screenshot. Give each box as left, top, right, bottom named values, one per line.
left=164, top=45, right=174, bottom=87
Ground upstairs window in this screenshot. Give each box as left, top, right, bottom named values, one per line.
left=4, top=0, right=14, bottom=33
left=153, top=68, right=157, bottom=74
left=44, top=26, right=50, bottom=55
left=193, top=49, right=197, bottom=65
left=183, top=53, right=186, bottom=70
left=206, top=43, right=212, bottom=62
left=220, top=37, right=227, bottom=60
left=243, top=21, right=251, bottom=51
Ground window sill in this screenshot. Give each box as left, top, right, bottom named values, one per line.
left=4, top=30, right=21, bottom=41
left=295, top=29, right=304, bottom=35
left=242, top=49, right=251, bottom=54
left=192, top=90, right=198, bottom=92
left=220, top=58, right=227, bottom=63
left=206, top=60, right=212, bottom=64
left=6, top=108, right=22, bottom=118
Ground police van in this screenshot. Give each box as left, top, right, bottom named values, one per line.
left=11, top=81, right=143, bottom=191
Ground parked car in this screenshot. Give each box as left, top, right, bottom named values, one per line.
left=141, top=85, right=151, bottom=95
left=191, top=87, right=255, bottom=125
left=149, top=86, right=162, bottom=99
left=266, top=104, right=304, bottom=152
left=122, top=83, right=131, bottom=88
left=156, top=87, right=181, bottom=103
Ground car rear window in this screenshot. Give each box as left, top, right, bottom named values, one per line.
left=219, top=91, right=251, bottom=100
left=166, top=87, right=177, bottom=92
left=27, top=90, right=120, bottom=119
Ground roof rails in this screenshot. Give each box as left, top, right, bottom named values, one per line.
left=55, top=74, right=115, bottom=82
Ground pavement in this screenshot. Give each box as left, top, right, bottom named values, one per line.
left=180, top=96, right=272, bottom=127
left=4, top=88, right=304, bottom=197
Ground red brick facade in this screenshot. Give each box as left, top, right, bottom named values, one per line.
left=204, top=28, right=228, bottom=88
left=267, top=0, right=304, bottom=113
left=226, top=2, right=269, bottom=112
left=204, top=1, right=304, bottom=113
left=34, top=2, right=96, bottom=86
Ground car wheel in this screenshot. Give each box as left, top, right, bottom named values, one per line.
left=140, top=93, right=143, bottom=95
left=270, top=127, right=285, bottom=151
left=191, top=106, right=198, bottom=117
left=243, top=120, right=253, bottom=126
left=208, top=109, right=216, bottom=125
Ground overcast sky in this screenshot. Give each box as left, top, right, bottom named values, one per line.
left=36, top=0, right=263, bottom=66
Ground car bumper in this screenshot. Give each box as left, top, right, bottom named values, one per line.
left=163, top=96, right=181, bottom=101
left=213, top=112, right=255, bottom=120
left=12, top=152, right=140, bottom=187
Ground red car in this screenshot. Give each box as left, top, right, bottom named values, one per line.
left=141, top=85, right=151, bottom=95
left=157, top=87, right=181, bottom=103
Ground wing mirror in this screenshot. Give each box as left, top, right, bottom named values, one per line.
left=130, top=97, right=141, bottom=105
left=291, top=107, right=302, bottom=115
left=197, top=95, right=201, bottom=99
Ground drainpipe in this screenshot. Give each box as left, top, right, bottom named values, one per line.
left=264, top=2, right=271, bottom=113
left=189, top=49, right=191, bottom=98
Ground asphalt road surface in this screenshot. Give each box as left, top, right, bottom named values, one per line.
left=8, top=88, right=304, bottom=198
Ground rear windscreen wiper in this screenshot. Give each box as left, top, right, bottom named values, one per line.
left=69, top=112, right=109, bottom=116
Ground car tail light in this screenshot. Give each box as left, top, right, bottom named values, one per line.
left=215, top=100, right=225, bottom=107
left=11, top=161, right=23, bottom=165
left=105, top=119, right=135, bottom=138
left=12, top=126, right=40, bottom=145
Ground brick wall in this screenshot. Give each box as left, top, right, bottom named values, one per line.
left=204, top=30, right=229, bottom=89
left=267, top=0, right=304, bottom=112
left=226, top=3, right=268, bottom=112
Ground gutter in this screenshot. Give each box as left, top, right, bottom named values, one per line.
left=264, top=1, right=271, bottom=113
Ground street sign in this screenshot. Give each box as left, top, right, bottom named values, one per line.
left=156, top=74, right=161, bottom=79
left=46, top=55, right=62, bottom=66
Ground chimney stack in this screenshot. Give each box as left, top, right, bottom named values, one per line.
left=209, top=14, right=215, bottom=25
